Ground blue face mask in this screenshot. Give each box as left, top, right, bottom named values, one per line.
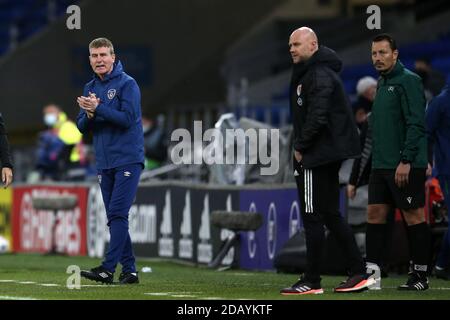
left=44, top=113, right=58, bottom=127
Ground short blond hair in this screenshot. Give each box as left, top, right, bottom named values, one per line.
left=89, top=37, right=114, bottom=54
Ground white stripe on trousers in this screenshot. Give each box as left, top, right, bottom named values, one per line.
left=304, top=169, right=313, bottom=213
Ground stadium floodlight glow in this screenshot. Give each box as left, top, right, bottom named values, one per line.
left=170, top=121, right=280, bottom=176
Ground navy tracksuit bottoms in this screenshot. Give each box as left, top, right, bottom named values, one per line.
left=99, top=163, right=142, bottom=273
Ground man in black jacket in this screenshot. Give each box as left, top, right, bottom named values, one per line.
left=280, top=27, right=374, bottom=295
left=0, top=114, right=13, bottom=188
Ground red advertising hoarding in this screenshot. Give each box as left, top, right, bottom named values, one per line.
left=12, top=185, right=88, bottom=256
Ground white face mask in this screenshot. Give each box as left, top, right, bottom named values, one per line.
left=142, top=125, right=150, bottom=132
left=44, top=113, right=58, bottom=127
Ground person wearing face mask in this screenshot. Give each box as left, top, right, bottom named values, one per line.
left=35, top=104, right=84, bottom=180
left=142, top=115, right=167, bottom=170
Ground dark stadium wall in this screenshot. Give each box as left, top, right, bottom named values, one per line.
left=0, top=0, right=286, bottom=142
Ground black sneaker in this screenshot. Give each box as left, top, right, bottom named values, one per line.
left=119, top=272, right=139, bottom=284
left=280, top=276, right=323, bottom=295
left=334, top=272, right=376, bottom=293
left=398, top=272, right=429, bottom=291
left=80, top=266, right=114, bottom=284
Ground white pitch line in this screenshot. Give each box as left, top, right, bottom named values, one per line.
left=1, top=279, right=60, bottom=287
left=1, top=278, right=122, bottom=289
left=0, top=295, right=38, bottom=300
left=382, top=286, right=450, bottom=290
left=144, top=292, right=170, bottom=296
left=1, top=279, right=121, bottom=289
left=80, top=284, right=118, bottom=287
left=144, top=292, right=202, bottom=296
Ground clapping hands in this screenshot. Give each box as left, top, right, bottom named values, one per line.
left=77, top=92, right=100, bottom=119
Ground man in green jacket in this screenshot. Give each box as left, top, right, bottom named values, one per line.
left=366, top=33, right=430, bottom=291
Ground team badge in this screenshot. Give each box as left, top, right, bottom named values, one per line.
left=296, top=84, right=303, bottom=106
left=107, top=89, right=116, bottom=100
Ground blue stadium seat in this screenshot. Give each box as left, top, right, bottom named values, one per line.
left=432, top=56, right=450, bottom=73
left=0, top=43, right=9, bottom=55
left=0, top=0, right=81, bottom=57
left=343, top=79, right=357, bottom=94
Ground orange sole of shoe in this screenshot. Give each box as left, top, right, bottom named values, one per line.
left=334, top=278, right=376, bottom=293
left=281, top=289, right=324, bottom=295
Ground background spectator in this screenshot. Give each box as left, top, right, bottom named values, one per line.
left=142, top=114, right=168, bottom=170
left=35, top=104, right=84, bottom=181
left=415, top=57, right=446, bottom=101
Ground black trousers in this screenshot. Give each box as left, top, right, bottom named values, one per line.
left=294, top=159, right=365, bottom=281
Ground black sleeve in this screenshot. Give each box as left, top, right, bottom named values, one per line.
left=349, top=121, right=368, bottom=186
left=295, top=67, right=333, bottom=152
left=0, top=115, right=13, bottom=169
left=349, top=154, right=362, bottom=186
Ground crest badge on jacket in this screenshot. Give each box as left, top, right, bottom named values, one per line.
left=296, top=84, right=303, bottom=106
left=107, top=89, right=116, bottom=100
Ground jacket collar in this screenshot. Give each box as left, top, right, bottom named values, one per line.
left=382, top=60, right=404, bottom=79
left=93, top=60, right=123, bottom=82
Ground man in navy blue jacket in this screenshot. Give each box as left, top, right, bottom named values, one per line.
left=426, top=82, right=450, bottom=280
left=77, top=38, right=144, bottom=284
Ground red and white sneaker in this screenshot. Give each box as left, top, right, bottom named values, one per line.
left=334, top=273, right=376, bottom=293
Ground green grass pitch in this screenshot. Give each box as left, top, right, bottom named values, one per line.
left=0, top=254, right=449, bottom=300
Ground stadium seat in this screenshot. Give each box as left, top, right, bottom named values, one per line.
left=0, top=0, right=80, bottom=58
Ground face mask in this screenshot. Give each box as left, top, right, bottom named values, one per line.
left=142, top=124, right=153, bottom=133
left=44, top=113, right=58, bottom=127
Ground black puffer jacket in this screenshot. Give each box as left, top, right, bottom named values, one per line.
left=290, top=46, right=360, bottom=168
left=0, top=114, right=13, bottom=169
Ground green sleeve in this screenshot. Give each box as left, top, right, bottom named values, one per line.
left=399, top=76, right=426, bottom=163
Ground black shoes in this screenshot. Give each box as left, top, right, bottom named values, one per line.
left=334, top=272, right=376, bottom=293
left=80, top=266, right=140, bottom=285
left=281, top=272, right=376, bottom=295
left=280, top=276, right=324, bottom=295
left=398, top=272, right=429, bottom=291
left=119, top=272, right=139, bottom=284
left=80, top=266, right=114, bottom=284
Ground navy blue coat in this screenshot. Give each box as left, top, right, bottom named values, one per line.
left=77, top=61, right=144, bottom=170
left=426, top=85, right=450, bottom=176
